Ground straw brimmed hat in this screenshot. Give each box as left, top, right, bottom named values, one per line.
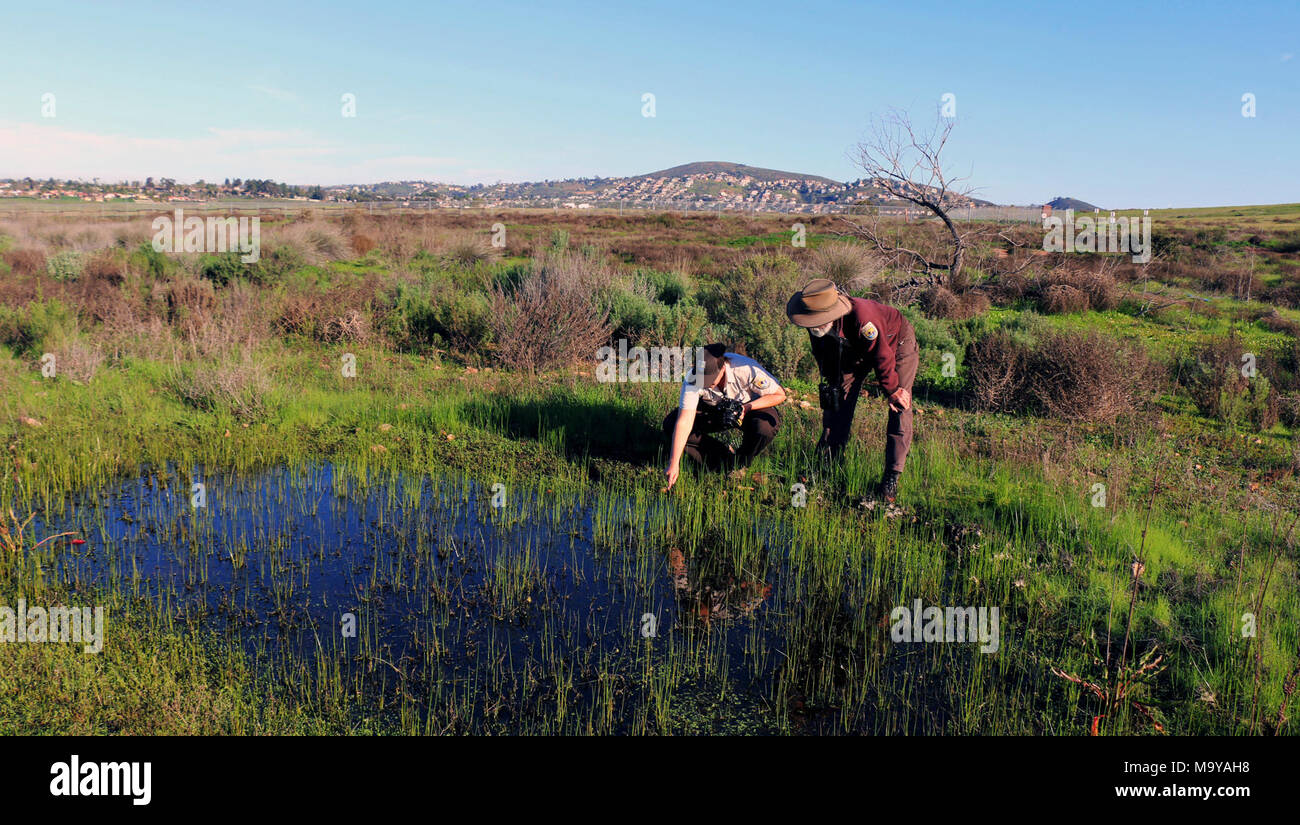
left=786, top=279, right=852, bottom=327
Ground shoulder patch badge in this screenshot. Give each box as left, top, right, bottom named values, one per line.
left=862, top=321, right=879, bottom=342
left=753, top=375, right=770, bottom=390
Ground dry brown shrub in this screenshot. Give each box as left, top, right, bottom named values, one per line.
left=111, top=220, right=153, bottom=249
left=1040, top=283, right=1089, bottom=314
left=3, top=249, right=46, bottom=276
left=0, top=271, right=41, bottom=307
left=1260, top=311, right=1300, bottom=337
left=967, top=328, right=1152, bottom=423
left=275, top=277, right=378, bottom=344
left=84, top=269, right=173, bottom=361
left=1075, top=270, right=1119, bottom=310
left=217, top=281, right=273, bottom=343
left=55, top=223, right=115, bottom=252
left=961, top=291, right=992, bottom=317
left=1208, top=269, right=1266, bottom=300
left=966, top=331, right=1030, bottom=413
left=491, top=250, right=611, bottom=371
left=987, top=272, right=1029, bottom=304
left=1279, top=393, right=1300, bottom=428
left=1, top=216, right=151, bottom=255
left=1036, top=265, right=1120, bottom=312
left=376, top=219, right=420, bottom=263
left=1174, top=260, right=1222, bottom=292
left=1116, top=261, right=1151, bottom=282
left=1028, top=330, right=1152, bottom=423
left=920, top=286, right=991, bottom=320
left=102, top=315, right=176, bottom=362
left=276, top=291, right=323, bottom=338
left=1263, top=281, right=1300, bottom=310
left=320, top=309, right=373, bottom=344
left=51, top=336, right=105, bottom=383
left=185, top=281, right=276, bottom=356
left=69, top=269, right=125, bottom=323
left=80, top=249, right=126, bottom=283
left=165, top=277, right=216, bottom=336
left=873, top=278, right=899, bottom=303
left=921, top=286, right=962, bottom=319
left=351, top=233, right=377, bottom=255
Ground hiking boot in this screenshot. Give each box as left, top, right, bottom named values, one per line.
left=879, top=470, right=901, bottom=504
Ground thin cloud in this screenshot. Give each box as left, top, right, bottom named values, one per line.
left=248, top=84, right=298, bottom=102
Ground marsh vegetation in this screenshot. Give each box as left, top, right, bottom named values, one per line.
left=2, top=206, right=1297, bottom=734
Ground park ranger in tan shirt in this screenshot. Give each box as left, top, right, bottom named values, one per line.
left=663, top=343, right=786, bottom=491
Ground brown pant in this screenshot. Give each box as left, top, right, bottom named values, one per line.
left=663, top=403, right=782, bottom=469
left=818, top=323, right=919, bottom=473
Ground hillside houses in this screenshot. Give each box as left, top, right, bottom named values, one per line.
left=1, top=166, right=986, bottom=214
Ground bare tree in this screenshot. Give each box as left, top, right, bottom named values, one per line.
left=839, top=109, right=976, bottom=287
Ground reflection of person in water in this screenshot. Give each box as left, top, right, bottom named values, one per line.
left=667, top=547, right=771, bottom=624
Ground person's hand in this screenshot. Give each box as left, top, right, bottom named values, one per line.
left=737, top=404, right=748, bottom=425
left=664, top=463, right=680, bottom=491
left=888, top=386, right=912, bottom=413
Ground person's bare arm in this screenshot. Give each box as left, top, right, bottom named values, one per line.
left=741, top=388, right=786, bottom=421
left=665, top=406, right=696, bottom=490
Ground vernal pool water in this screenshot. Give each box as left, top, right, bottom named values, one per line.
left=32, top=462, right=983, bottom=734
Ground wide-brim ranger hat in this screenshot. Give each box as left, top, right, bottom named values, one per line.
left=786, top=278, right=852, bottom=327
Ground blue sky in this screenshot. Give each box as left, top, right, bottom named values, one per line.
left=0, top=0, right=1295, bottom=207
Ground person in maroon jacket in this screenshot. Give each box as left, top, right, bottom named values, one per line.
left=786, top=278, right=919, bottom=503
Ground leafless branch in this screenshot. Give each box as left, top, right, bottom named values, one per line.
left=840, top=108, right=975, bottom=284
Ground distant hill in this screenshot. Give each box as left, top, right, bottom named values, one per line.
left=1048, top=196, right=1101, bottom=211
left=319, top=161, right=994, bottom=211
left=636, top=161, right=842, bottom=186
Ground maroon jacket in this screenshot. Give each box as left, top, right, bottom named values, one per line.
left=809, top=297, right=909, bottom=394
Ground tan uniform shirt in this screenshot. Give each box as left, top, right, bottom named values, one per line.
left=679, top=353, right=783, bottom=412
